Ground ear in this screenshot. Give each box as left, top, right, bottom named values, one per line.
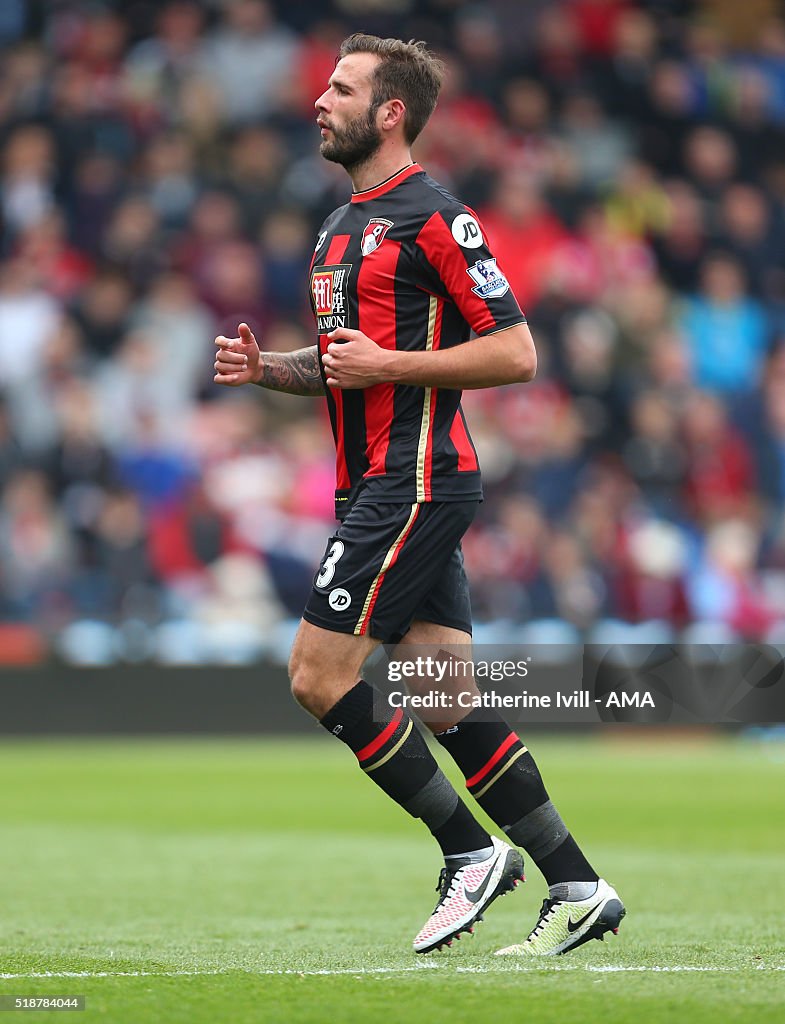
left=379, top=98, right=406, bottom=133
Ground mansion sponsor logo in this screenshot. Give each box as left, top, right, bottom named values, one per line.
left=311, top=263, right=352, bottom=332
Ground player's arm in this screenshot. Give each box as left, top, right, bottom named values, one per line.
left=322, top=321, right=536, bottom=390
left=323, top=206, right=537, bottom=390
left=214, top=323, right=324, bottom=396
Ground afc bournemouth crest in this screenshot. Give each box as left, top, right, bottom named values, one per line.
left=311, top=263, right=352, bottom=332
left=361, top=218, right=393, bottom=256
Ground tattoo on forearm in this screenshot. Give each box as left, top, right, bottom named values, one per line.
left=253, top=347, right=324, bottom=396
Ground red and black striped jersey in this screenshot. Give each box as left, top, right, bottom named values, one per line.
left=309, top=162, right=526, bottom=519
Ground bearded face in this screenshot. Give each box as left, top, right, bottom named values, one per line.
left=320, top=102, right=383, bottom=172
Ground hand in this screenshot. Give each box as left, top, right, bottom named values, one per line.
left=214, top=323, right=261, bottom=386
left=321, top=328, right=392, bottom=389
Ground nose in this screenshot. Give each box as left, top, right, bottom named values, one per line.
left=315, top=90, right=330, bottom=113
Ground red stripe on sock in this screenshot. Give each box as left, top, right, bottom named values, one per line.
left=465, top=732, right=519, bottom=789
left=356, top=707, right=404, bottom=764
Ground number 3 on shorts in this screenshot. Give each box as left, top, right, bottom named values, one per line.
left=316, top=540, right=345, bottom=589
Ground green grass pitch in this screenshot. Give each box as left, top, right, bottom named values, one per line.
left=0, top=733, right=782, bottom=1023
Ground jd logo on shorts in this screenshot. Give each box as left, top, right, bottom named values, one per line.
left=328, top=588, right=352, bottom=611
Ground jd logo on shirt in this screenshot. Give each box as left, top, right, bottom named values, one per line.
left=328, top=588, right=352, bottom=611
left=451, top=212, right=483, bottom=248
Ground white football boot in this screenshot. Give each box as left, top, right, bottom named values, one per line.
left=495, top=878, right=625, bottom=956
left=413, top=837, right=524, bottom=953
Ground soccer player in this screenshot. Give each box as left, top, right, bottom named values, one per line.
left=214, top=33, right=625, bottom=956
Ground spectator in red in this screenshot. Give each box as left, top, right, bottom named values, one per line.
left=611, top=519, right=690, bottom=627
left=569, top=0, right=633, bottom=58
left=479, top=170, right=568, bottom=308
left=15, top=211, right=92, bottom=302
left=681, top=391, right=755, bottom=525
left=148, top=481, right=243, bottom=587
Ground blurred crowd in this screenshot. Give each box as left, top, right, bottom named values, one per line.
left=2, top=0, right=785, bottom=664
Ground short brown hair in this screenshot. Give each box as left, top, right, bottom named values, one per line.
left=338, top=33, right=445, bottom=144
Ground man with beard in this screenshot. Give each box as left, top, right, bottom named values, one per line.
left=213, top=33, right=624, bottom=957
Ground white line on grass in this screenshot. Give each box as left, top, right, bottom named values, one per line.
left=457, top=965, right=785, bottom=974
left=1, top=965, right=783, bottom=979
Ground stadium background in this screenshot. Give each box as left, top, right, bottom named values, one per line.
left=0, top=3, right=783, bottom=1022
left=3, top=0, right=785, bottom=671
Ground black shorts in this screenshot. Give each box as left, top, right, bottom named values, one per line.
left=302, top=500, right=478, bottom=643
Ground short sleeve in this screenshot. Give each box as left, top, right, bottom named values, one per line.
left=413, top=206, right=526, bottom=336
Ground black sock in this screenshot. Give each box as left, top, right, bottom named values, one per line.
left=321, top=681, right=490, bottom=858
left=436, top=708, right=597, bottom=884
